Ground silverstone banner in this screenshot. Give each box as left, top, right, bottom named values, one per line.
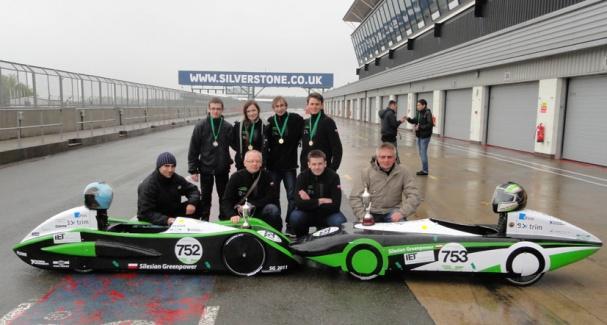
left=178, top=70, right=333, bottom=88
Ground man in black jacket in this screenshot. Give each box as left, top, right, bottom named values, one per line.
left=378, top=100, right=406, bottom=145
left=290, top=150, right=346, bottom=238
left=406, top=99, right=433, bottom=176
left=300, top=92, right=342, bottom=172
left=221, top=150, right=282, bottom=231
left=265, top=96, right=304, bottom=228
left=138, top=152, right=201, bottom=226
left=188, top=97, right=233, bottom=221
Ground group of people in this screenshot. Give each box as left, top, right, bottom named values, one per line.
left=137, top=92, right=429, bottom=238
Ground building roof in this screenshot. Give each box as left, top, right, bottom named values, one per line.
left=343, top=0, right=382, bottom=22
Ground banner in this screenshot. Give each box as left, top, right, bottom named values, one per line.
left=178, top=70, right=333, bottom=88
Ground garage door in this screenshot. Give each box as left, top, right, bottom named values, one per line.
left=487, top=82, right=538, bottom=152
left=562, top=75, right=607, bottom=166
left=368, top=98, right=375, bottom=123
left=396, top=94, right=408, bottom=129
left=444, top=88, right=472, bottom=140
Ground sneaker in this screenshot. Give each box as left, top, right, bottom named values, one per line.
left=416, top=170, right=428, bottom=176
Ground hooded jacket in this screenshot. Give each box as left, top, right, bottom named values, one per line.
left=294, top=167, right=341, bottom=217
left=378, top=107, right=401, bottom=140
left=350, top=158, right=421, bottom=220
left=188, top=115, right=234, bottom=175
left=137, top=170, right=200, bottom=225
left=406, top=108, right=433, bottom=139
left=265, top=112, right=304, bottom=171
left=300, top=110, right=343, bottom=171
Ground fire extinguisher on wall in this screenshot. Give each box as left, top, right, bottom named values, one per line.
left=536, top=123, right=545, bottom=143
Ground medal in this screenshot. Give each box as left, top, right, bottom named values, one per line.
left=309, top=140, right=314, bottom=146
left=308, top=111, right=321, bottom=149
left=247, top=121, right=256, bottom=151
left=210, top=116, right=223, bottom=148
left=248, top=145, right=253, bottom=150
left=213, top=141, right=219, bottom=147
left=273, top=113, right=289, bottom=146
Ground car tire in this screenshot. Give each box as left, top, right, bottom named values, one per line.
left=345, top=244, right=383, bottom=280
left=504, top=247, right=545, bottom=286
left=222, top=233, right=266, bottom=276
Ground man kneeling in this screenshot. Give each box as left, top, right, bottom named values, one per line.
left=290, top=150, right=346, bottom=238
left=350, top=143, right=421, bottom=222
left=221, top=150, right=282, bottom=231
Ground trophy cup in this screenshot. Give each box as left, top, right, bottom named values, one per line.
left=241, top=199, right=252, bottom=229
left=361, top=187, right=375, bottom=226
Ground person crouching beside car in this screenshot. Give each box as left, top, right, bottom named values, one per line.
left=137, top=152, right=201, bottom=226
left=221, top=150, right=282, bottom=231
left=350, top=143, right=421, bottom=223
left=290, top=150, right=347, bottom=238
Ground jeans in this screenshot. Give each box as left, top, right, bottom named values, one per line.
left=417, top=137, right=430, bottom=173
left=268, top=169, right=297, bottom=225
left=200, top=173, right=229, bottom=221
left=252, top=204, right=282, bottom=231
left=289, top=209, right=347, bottom=237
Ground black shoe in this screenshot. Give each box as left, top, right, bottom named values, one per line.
left=416, top=170, right=428, bottom=176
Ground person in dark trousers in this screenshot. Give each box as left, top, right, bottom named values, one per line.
left=221, top=150, right=282, bottom=231
left=290, top=150, right=347, bottom=238
left=138, top=152, right=201, bottom=226
left=378, top=99, right=406, bottom=145
left=406, top=99, right=433, bottom=176
left=188, top=97, right=233, bottom=221
left=265, top=96, right=304, bottom=231
left=232, top=100, right=265, bottom=170
left=300, top=92, right=343, bottom=172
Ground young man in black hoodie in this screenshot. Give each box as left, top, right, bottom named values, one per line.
left=300, top=92, right=342, bottom=172
left=265, top=96, right=304, bottom=230
left=290, top=150, right=346, bottom=238
left=221, top=150, right=282, bottom=231
left=137, top=152, right=201, bottom=226
left=405, top=99, right=433, bottom=176
left=378, top=100, right=406, bottom=146
left=188, top=97, right=234, bottom=221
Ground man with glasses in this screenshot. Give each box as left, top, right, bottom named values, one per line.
left=350, top=143, right=421, bottom=223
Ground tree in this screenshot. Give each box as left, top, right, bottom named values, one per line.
left=0, top=75, right=34, bottom=106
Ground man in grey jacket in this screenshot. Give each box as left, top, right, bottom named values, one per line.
left=350, top=143, right=421, bottom=222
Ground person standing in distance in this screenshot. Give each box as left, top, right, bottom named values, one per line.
left=232, top=100, right=265, bottom=170
left=406, top=99, right=433, bottom=176
left=265, top=96, right=304, bottom=230
left=378, top=99, right=406, bottom=146
left=300, top=92, right=342, bottom=172
left=188, top=97, right=234, bottom=221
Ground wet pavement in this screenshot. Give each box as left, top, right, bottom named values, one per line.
left=1, top=110, right=605, bottom=324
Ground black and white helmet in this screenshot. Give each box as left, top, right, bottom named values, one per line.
left=492, top=182, right=527, bottom=213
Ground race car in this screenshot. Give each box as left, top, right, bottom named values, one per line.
left=13, top=182, right=297, bottom=276
left=290, top=182, right=602, bottom=285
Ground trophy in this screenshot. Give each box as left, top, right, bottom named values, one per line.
left=241, top=199, right=252, bottom=229
left=361, top=187, right=375, bottom=226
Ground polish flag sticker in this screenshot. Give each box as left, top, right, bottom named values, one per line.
left=127, top=263, right=138, bottom=270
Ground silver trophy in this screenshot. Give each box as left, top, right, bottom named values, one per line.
left=241, top=199, right=252, bottom=229
left=361, top=187, right=375, bottom=226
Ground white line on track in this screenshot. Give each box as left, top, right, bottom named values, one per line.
left=199, top=305, right=220, bottom=325
left=0, top=301, right=34, bottom=325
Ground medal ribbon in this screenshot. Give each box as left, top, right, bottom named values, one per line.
left=248, top=120, right=256, bottom=147
left=273, top=113, right=289, bottom=140
left=309, top=111, right=322, bottom=141
left=210, top=116, right=223, bottom=142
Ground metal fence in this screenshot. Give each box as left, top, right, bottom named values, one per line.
left=0, top=60, right=243, bottom=142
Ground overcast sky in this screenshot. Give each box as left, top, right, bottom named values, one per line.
left=1, top=0, right=360, bottom=96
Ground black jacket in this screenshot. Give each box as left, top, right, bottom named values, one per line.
left=379, top=108, right=402, bottom=140
left=221, top=169, right=279, bottom=218
left=188, top=115, right=233, bottom=175
left=265, top=112, right=304, bottom=171
left=231, top=119, right=265, bottom=170
left=406, top=108, right=433, bottom=139
left=137, top=170, right=200, bottom=225
left=294, top=168, right=341, bottom=217
left=300, top=110, right=343, bottom=171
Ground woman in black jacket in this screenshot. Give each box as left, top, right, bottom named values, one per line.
left=232, top=100, right=265, bottom=170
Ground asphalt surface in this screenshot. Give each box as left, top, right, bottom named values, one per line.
left=1, top=110, right=606, bottom=324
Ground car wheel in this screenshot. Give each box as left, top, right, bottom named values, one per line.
left=345, top=244, right=383, bottom=280
left=504, top=247, right=545, bottom=286
left=222, top=233, right=266, bottom=276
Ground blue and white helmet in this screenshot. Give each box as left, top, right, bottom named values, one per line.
left=84, top=181, right=113, bottom=210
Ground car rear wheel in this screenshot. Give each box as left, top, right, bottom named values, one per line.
left=222, top=233, right=266, bottom=276
left=504, top=247, right=545, bottom=286
left=505, top=272, right=544, bottom=286
left=346, top=244, right=383, bottom=280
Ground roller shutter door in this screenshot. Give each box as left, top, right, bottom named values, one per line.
left=416, top=92, right=433, bottom=110
left=562, top=75, right=607, bottom=166
left=396, top=94, right=408, bottom=129
left=369, top=98, right=375, bottom=123
left=444, top=88, right=472, bottom=141
left=487, top=82, right=538, bottom=152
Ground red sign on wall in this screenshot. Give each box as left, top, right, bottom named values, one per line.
left=540, top=101, right=548, bottom=113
